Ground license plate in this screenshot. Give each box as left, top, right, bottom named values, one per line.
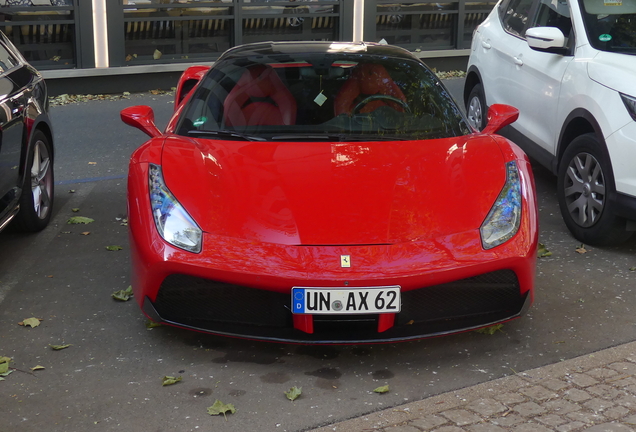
left=292, top=286, right=401, bottom=315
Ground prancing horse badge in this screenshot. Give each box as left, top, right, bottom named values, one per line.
left=341, top=255, right=351, bottom=268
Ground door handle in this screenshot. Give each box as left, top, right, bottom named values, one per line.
left=481, top=40, right=491, bottom=49
left=513, top=56, right=524, bottom=66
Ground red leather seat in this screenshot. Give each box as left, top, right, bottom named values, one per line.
left=334, top=63, right=407, bottom=116
left=223, top=65, right=297, bottom=127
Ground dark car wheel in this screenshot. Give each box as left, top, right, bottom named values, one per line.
left=466, top=83, right=487, bottom=131
left=15, top=130, right=54, bottom=232
left=557, top=133, right=632, bottom=246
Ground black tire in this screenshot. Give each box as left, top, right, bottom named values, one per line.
left=466, top=83, right=487, bottom=131
left=14, top=130, right=54, bottom=232
left=557, top=133, right=632, bottom=246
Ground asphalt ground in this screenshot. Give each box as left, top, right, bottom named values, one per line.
left=1, top=80, right=635, bottom=432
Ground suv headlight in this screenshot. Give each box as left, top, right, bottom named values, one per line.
left=148, top=164, right=202, bottom=253
left=480, top=161, right=522, bottom=249
left=620, top=93, right=636, bottom=121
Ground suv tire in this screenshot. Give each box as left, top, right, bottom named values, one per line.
left=557, top=133, right=632, bottom=246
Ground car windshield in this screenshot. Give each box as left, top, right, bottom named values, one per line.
left=176, top=52, right=471, bottom=141
left=580, top=0, right=636, bottom=54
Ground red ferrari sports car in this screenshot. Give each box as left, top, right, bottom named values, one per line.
left=121, top=41, right=538, bottom=344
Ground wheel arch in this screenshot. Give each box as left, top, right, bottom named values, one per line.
left=556, top=108, right=610, bottom=176
left=464, top=66, right=485, bottom=106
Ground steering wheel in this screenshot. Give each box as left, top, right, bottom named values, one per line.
left=352, top=94, right=411, bottom=115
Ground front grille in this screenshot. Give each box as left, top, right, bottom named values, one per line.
left=153, top=274, right=291, bottom=328
left=148, top=269, right=527, bottom=343
left=398, top=270, right=523, bottom=325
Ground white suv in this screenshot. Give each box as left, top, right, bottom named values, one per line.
left=464, top=0, right=636, bottom=246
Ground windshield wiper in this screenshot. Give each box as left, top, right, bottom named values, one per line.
left=187, top=129, right=266, bottom=141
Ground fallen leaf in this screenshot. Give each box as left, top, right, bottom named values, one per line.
left=125, top=54, right=133, bottom=62
left=49, top=344, right=72, bottom=350
left=374, top=385, right=390, bottom=394
left=537, top=243, right=552, bottom=258
left=475, top=324, right=504, bottom=335
left=88, top=162, right=97, bottom=165
left=51, top=55, right=61, bottom=61
left=629, top=267, right=635, bottom=271
left=20, top=317, right=42, bottom=328
left=0, top=356, right=10, bottom=374
left=112, top=286, right=134, bottom=302
left=284, top=386, right=302, bottom=401
left=31, top=365, right=45, bottom=371
left=146, top=320, right=162, bottom=329
left=153, top=49, right=163, bottom=60
left=68, top=189, right=75, bottom=193
left=575, top=244, right=588, bottom=254
left=67, top=216, right=94, bottom=225
left=162, top=376, right=182, bottom=386
left=106, top=245, right=123, bottom=251
left=207, top=400, right=236, bottom=420
left=72, top=208, right=80, bottom=212
left=81, top=232, right=91, bottom=236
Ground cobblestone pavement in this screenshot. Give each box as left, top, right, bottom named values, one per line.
left=312, top=342, right=636, bottom=432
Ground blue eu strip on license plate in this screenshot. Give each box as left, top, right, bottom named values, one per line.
left=292, top=286, right=401, bottom=315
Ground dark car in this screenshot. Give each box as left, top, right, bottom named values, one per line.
left=0, top=31, right=54, bottom=234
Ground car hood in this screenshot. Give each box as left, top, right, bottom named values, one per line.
left=161, top=135, right=506, bottom=245
left=588, top=51, right=636, bottom=95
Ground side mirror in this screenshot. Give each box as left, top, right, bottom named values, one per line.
left=174, top=65, right=210, bottom=110
left=526, top=27, right=568, bottom=54
left=120, top=105, right=162, bottom=138
left=482, top=104, right=519, bottom=135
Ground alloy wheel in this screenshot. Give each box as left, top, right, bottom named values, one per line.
left=30, top=139, right=53, bottom=220
left=563, top=152, right=605, bottom=227
left=467, top=95, right=483, bottom=130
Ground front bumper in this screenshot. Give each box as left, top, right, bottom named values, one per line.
left=142, top=269, right=532, bottom=343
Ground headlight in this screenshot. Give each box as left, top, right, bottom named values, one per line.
left=149, top=164, right=202, bottom=253
left=480, top=161, right=522, bottom=249
left=620, top=93, right=636, bottom=121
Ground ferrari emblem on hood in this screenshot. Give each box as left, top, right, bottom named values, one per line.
left=341, top=255, right=351, bottom=268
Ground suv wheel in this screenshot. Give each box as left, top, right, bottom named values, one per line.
left=557, top=133, right=632, bottom=246
left=466, top=83, right=487, bottom=131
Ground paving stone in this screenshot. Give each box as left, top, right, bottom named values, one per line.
left=490, top=414, right=525, bottom=427
left=556, top=421, right=587, bottom=432
left=513, top=401, right=546, bottom=416
left=608, top=363, right=636, bottom=375
left=511, top=422, right=554, bottom=432
left=584, top=398, right=618, bottom=413
left=565, top=388, right=593, bottom=402
left=602, top=406, right=630, bottom=420
left=568, top=373, right=600, bottom=387
left=520, top=385, right=559, bottom=401
left=385, top=426, right=422, bottom=432
left=543, top=399, right=582, bottom=414
left=615, top=394, right=636, bottom=409
left=494, top=392, right=527, bottom=405
left=467, top=423, right=507, bottom=432
left=623, top=415, right=636, bottom=425
left=583, top=423, right=635, bottom=431
left=541, top=378, right=571, bottom=392
left=432, top=427, right=465, bottom=432
left=410, top=415, right=449, bottom=430
left=588, top=384, right=626, bottom=400
left=536, top=414, right=568, bottom=427
left=466, top=398, right=508, bottom=416
left=586, top=368, right=620, bottom=380
left=566, top=410, right=606, bottom=424
left=440, top=409, right=482, bottom=426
